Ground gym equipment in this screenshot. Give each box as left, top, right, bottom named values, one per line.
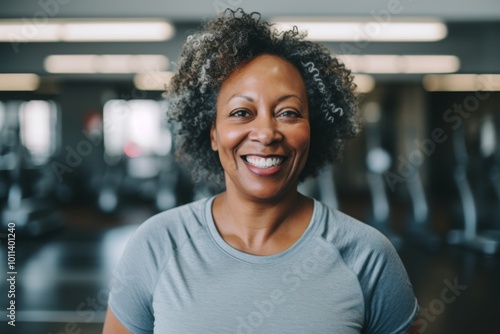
left=475, top=113, right=500, bottom=240
left=97, top=161, right=123, bottom=214
left=0, top=102, right=8, bottom=202
left=155, top=108, right=178, bottom=212
left=363, top=102, right=402, bottom=250
left=0, top=100, right=64, bottom=237
left=447, top=121, right=499, bottom=255
left=98, top=99, right=179, bottom=213
left=298, top=164, right=338, bottom=210
left=316, top=164, right=338, bottom=210
left=402, top=127, right=442, bottom=251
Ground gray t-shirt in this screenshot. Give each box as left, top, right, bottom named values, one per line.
left=108, top=196, right=419, bottom=334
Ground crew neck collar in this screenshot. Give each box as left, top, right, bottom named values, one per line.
left=204, top=195, right=320, bottom=264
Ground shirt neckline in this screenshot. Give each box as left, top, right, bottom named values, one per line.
left=204, top=195, right=320, bottom=264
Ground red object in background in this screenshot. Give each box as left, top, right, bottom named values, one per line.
left=83, top=109, right=103, bottom=132
left=124, top=141, right=141, bottom=158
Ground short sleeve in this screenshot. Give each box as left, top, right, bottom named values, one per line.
left=361, top=235, right=419, bottom=334
left=107, top=222, right=164, bottom=334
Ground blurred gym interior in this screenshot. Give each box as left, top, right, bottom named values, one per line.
left=0, top=1, right=499, bottom=333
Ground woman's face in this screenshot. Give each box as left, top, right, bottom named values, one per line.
left=211, top=54, right=310, bottom=201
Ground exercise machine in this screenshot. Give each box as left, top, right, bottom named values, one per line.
left=98, top=99, right=180, bottom=213
left=0, top=100, right=64, bottom=237
left=402, top=127, right=442, bottom=251
left=298, top=164, right=338, bottom=210
left=363, top=102, right=402, bottom=250
left=447, top=121, right=499, bottom=255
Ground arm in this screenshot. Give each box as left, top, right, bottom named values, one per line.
left=102, top=308, right=132, bottom=334
left=405, top=316, right=423, bottom=334
left=357, top=229, right=420, bottom=334
left=104, top=219, right=165, bottom=333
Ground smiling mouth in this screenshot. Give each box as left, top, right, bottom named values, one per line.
left=243, top=155, right=286, bottom=168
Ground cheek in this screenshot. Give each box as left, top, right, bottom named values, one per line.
left=290, top=124, right=311, bottom=155
left=217, top=126, right=248, bottom=150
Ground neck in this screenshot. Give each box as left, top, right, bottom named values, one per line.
left=212, top=181, right=312, bottom=255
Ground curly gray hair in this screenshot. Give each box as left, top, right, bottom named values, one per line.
left=166, top=8, right=361, bottom=183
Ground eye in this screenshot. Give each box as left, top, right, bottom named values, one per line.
left=277, top=110, right=300, bottom=118
left=230, top=109, right=251, bottom=117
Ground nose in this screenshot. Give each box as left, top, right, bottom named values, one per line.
left=248, top=113, right=283, bottom=145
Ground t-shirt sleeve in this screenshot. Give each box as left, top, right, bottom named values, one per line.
left=360, top=233, right=419, bottom=334
left=107, top=221, right=164, bottom=333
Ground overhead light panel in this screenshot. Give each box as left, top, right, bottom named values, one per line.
left=272, top=18, right=447, bottom=42
left=0, top=22, right=60, bottom=41
left=0, top=73, right=40, bottom=91
left=61, top=21, right=173, bottom=41
left=44, top=55, right=169, bottom=74
left=134, top=71, right=174, bottom=91
left=403, top=55, right=459, bottom=73
left=423, top=74, right=500, bottom=91
left=0, top=19, right=174, bottom=42
left=338, top=55, right=460, bottom=74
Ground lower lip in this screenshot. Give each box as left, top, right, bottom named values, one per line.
left=243, top=159, right=285, bottom=176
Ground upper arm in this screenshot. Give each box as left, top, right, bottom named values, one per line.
left=106, top=222, right=165, bottom=333
left=405, top=316, right=423, bottom=334
left=360, top=233, right=419, bottom=333
left=103, top=308, right=132, bottom=334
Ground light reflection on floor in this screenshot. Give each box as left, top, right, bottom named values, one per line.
left=0, top=225, right=137, bottom=334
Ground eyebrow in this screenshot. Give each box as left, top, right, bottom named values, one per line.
left=227, top=94, right=304, bottom=105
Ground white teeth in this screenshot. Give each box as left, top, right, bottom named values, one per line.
left=246, top=156, right=284, bottom=168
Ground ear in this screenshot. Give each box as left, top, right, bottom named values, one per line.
left=210, top=123, right=218, bottom=151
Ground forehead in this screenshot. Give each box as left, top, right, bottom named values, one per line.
left=218, top=54, right=306, bottom=99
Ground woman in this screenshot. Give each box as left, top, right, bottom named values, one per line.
left=103, top=9, right=419, bottom=334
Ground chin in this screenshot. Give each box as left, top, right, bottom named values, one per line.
left=242, top=180, right=298, bottom=202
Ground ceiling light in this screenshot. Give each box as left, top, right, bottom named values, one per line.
left=402, top=55, right=460, bottom=73
left=44, top=55, right=169, bottom=74
left=134, top=71, right=174, bottom=91
left=0, top=21, right=60, bottom=41
left=0, top=73, right=40, bottom=91
left=337, top=55, right=459, bottom=74
left=423, top=74, right=500, bottom=91
left=272, top=18, right=447, bottom=42
left=0, top=19, right=174, bottom=42
left=45, top=55, right=98, bottom=73
left=60, top=21, right=174, bottom=41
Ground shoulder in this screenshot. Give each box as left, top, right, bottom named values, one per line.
left=107, top=197, right=215, bottom=333
left=138, top=197, right=208, bottom=234
left=315, top=200, right=419, bottom=333
left=125, top=197, right=211, bottom=261
left=313, top=200, right=399, bottom=275
left=316, top=201, right=393, bottom=255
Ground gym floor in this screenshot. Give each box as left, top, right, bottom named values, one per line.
left=1, top=201, right=499, bottom=334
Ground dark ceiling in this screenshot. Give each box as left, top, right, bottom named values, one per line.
left=1, top=0, right=499, bottom=82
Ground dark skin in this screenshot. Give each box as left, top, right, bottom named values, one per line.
left=102, top=54, right=419, bottom=333
left=407, top=316, right=422, bottom=334
left=102, top=310, right=130, bottom=334
left=210, top=54, right=313, bottom=255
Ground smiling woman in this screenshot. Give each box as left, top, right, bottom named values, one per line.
left=166, top=10, right=360, bottom=184
left=103, top=8, right=420, bottom=334
left=211, top=54, right=310, bottom=203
